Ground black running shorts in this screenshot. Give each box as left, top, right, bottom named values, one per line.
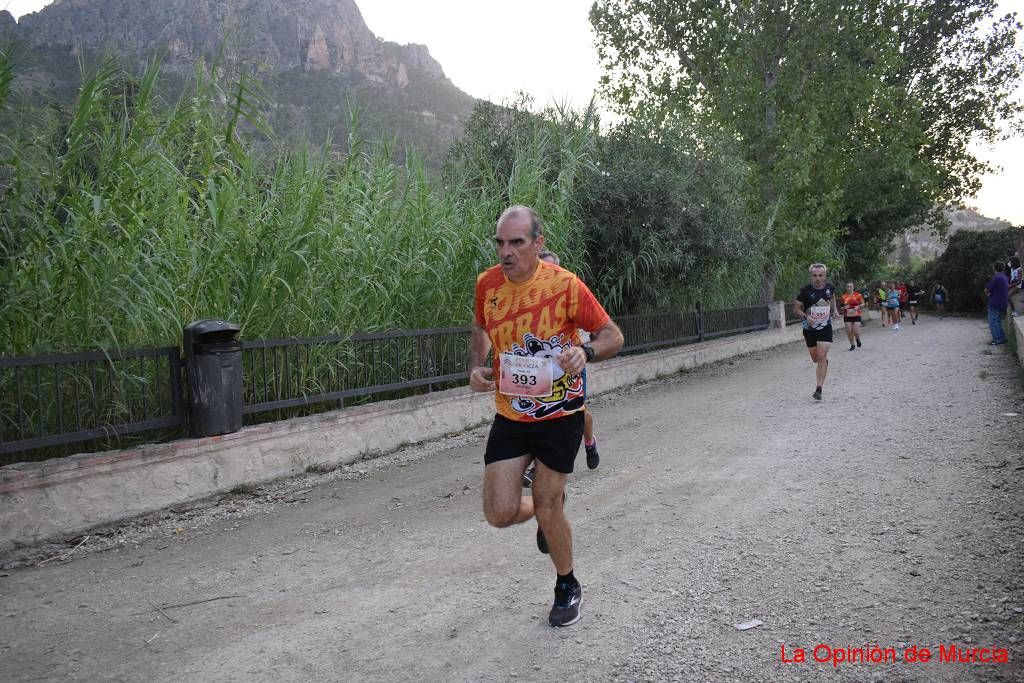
left=484, top=412, right=585, bottom=474
left=803, top=326, right=833, bottom=347
left=843, top=316, right=862, bottom=324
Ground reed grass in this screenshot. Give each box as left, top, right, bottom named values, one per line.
left=0, top=56, right=590, bottom=356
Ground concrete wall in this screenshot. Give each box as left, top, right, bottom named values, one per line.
left=1014, top=315, right=1024, bottom=366
left=0, top=320, right=804, bottom=553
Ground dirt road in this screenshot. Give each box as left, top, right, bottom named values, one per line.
left=2, top=315, right=1023, bottom=682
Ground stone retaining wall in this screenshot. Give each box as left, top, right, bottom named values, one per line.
left=1, top=317, right=803, bottom=553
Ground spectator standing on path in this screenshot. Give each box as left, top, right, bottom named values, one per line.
left=469, top=205, right=624, bottom=627
left=985, top=261, right=1009, bottom=345
left=794, top=263, right=841, bottom=400
left=933, top=283, right=948, bottom=318
left=1004, top=251, right=1018, bottom=317
left=839, top=282, right=865, bottom=351
left=521, top=249, right=602, bottom=489
left=1008, top=256, right=1023, bottom=318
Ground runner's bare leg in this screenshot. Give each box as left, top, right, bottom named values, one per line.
left=533, top=462, right=573, bottom=574
left=483, top=455, right=535, bottom=527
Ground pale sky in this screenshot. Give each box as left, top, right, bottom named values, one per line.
left=5, top=0, right=1023, bottom=224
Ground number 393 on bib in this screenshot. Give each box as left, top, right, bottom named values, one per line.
left=498, top=352, right=554, bottom=397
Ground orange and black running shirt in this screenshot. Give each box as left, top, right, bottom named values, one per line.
left=840, top=292, right=864, bottom=317
left=474, top=262, right=611, bottom=423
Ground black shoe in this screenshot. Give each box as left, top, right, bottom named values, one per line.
left=813, top=388, right=822, bottom=401
left=585, top=440, right=600, bottom=469
left=522, top=465, right=535, bottom=488
left=856, top=339, right=861, bottom=348
left=548, top=580, right=582, bottom=627
left=536, top=491, right=567, bottom=554
left=848, top=344, right=855, bottom=351
left=911, top=320, right=915, bottom=325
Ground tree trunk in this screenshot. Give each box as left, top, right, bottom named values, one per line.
left=761, top=268, right=777, bottom=303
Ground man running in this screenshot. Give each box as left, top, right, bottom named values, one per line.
left=522, top=250, right=601, bottom=489
left=794, top=263, right=841, bottom=400
left=469, top=205, right=624, bottom=627
left=839, top=282, right=864, bottom=350
left=907, top=280, right=925, bottom=324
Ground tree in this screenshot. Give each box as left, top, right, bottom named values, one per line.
left=924, top=227, right=1024, bottom=311
left=576, top=119, right=756, bottom=312
left=591, top=0, right=1023, bottom=298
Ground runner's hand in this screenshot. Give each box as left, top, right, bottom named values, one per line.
left=469, top=367, right=495, bottom=392
left=555, top=346, right=587, bottom=375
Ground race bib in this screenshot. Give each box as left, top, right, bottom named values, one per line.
left=498, top=353, right=553, bottom=397
left=806, top=303, right=831, bottom=327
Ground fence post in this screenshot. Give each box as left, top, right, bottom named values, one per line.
left=768, top=301, right=786, bottom=329
left=696, top=301, right=705, bottom=342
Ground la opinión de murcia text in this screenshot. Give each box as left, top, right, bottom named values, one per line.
left=780, top=643, right=1010, bottom=668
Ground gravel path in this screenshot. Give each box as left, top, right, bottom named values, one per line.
left=2, top=315, right=1022, bottom=682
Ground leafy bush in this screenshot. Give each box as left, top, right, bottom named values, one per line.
left=923, top=227, right=1024, bottom=312
left=576, top=120, right=757, bottom=313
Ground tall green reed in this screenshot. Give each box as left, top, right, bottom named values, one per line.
left=1, top=58, right=591, bottom=356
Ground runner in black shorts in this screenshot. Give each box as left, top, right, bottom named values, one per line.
left=469, top=205, right=623, bottom=627
left=487, top=412, right=585, bottom=472
left=907, top=280, right=925, bottom=325
left=839, top=282, right=865, bottom=351
left=794, top=263, right=841, bottom=400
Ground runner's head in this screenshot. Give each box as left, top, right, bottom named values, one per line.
left=539, top=250, right=560, bottom=266
left=994, top=260, right=1005, bottom=273
left=1011, top=256, right=1021, bottom=269
left=808, top=263, right=827, bottom=286
left=845, top=282, right=854, bottom=293
left=495, top=205, right=545, bottom=283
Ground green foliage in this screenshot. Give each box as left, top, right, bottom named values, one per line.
left=444, top=96, right=598, bottom=277
left=576, top=120, right=758, bottom=312
left=446, top=99, right=764, bottom=313
left=590, top=0, right=1024, bottom=296
left=0, top=59, right=557, bottom=355
left=923, top=227, right=1024, bottom=312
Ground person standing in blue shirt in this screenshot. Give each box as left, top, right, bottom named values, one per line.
left=985, top=261, right=1009, bottom=345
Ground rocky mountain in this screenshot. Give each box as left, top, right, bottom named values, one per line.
left=891, top=207, right=1015, bottom=264
left=0, top=0, right=477, bottom=163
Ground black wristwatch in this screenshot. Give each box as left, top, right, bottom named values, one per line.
left=582, top=344, right=596, bottom=363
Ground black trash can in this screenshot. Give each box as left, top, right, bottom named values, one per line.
left=183, top=319, right=242, bottom=437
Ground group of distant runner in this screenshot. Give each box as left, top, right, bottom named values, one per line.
left=873, top=280, right=940, bottom=329
left=792, top=268, right=950, bottom=400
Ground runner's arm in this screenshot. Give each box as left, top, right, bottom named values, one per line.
left=587, top=320, right=624, bottom=362
left=556, top=319, right=624, bottom=376
left=468, top=322, right=495, bottom=392
left=793, top=300, right=806, bottom=321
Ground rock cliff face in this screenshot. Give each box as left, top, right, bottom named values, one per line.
left=11, top=0, right=448, bottom=90
left=4, top=0, right=476, bottom=164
